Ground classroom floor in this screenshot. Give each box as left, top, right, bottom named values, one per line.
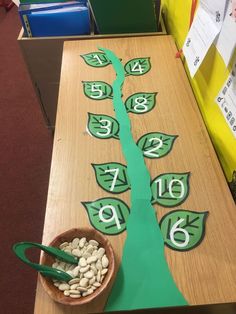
left=0, top=6, right=52, bottom=314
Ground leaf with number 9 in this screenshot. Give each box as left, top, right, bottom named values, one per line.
left=159, top=209, right=208, bottom=251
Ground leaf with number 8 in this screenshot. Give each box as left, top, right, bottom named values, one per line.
left=159, top=209, right=208, bottom=251
left=124, top=57, right=151, bottom=76
left=137, top=132, right=178, bottom=159
left=82, top=198, right=130, bottom=235
left=82, top=81, right=113, bottom=100
left=87, top=113, right=119, bottom=139
left=125, top=92, right=157, bottom=114
left=81, top=52, right=111, bottom=67
left=151, top=172, right=190, bottom=207
left=92, top=162, right=130, bottom=194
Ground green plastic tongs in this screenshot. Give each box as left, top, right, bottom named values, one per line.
left=13, top=242, right=78, bottom=282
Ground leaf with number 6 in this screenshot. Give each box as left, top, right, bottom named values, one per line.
left=159, top=210, right=208, bottom=251
left=137, top=132, right=178, bottom=159
left=92, top=162, right=130, bottom=194
left=124, top=57, right=151, bottom=76
left=81, top=52, right=111, bottom=67
left=151, top=172, right=190, bottom=207
left=125, top=92, right=157, bottom=114
left=82, top=198, right=130, bottom=235
left=82, top=81, right=113, bottom=100
left=87, top=113, right=119, bottom=139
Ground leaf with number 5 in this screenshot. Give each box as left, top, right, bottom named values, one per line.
left=81, top=52, right=111, bottom=67
left=159, top=210, right=208, bottom=251
left=82, top=81, right=113, bottom=100
left=125, top=92, right=157, bottom=114
left=151, top=172, right=190, bottom=207
left=92, top=162, right=130, bottom=194
left=82, top=198, right=130, bottom=235
left=87, top=113, right=119, bottom=139
left=124, top=57, right=151, bottom=76
left=137, top=132, right=178, bottom=159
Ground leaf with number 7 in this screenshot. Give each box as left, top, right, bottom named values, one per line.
left=82, top=198, right=130, bottom=235
left=124, top=57, right=151, bottom=76
left=92, top=162, right=130, bottom=194
left=159, top=210, right=208, bottom=251
left=151, top=172, right=190, bottom=207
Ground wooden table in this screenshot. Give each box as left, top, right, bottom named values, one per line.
left=34, top=35, right=236, bottom=314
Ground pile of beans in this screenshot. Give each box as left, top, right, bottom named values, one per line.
left=52, top=237, right=109, bottom=298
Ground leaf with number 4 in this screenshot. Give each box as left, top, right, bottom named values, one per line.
left=82, top=81, right=113, bottom=100
left=82, top=198, right=130, bottom=235
left=159, top=210, right=208, bottom=251
left=137, top=132, right=178, bottom=159
left=151, top=172, right=190, bottom=207
left=92, top=162, right=130, bottom=194
left=124, top=57, right=151, bottom=76
left=125, top=92, right=157, bottom=114
left=87, top=113, right=119, bottom=139
left=81, top=52, right=111, bottom=67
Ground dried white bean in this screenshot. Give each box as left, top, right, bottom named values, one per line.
left=93, top=282, right=101, bottom=288
left=102, top=255, right=109, bottom=268
left=89, top=276, right=96, bottom=285
left=92, top=250, right=98, bottom=256
left=82, top=252, right=91, bottom=259
left=72, top=266, right=80, bottom=277
left=71, top=238, right=80, bottom=248
left=79, top=257, right=87, bottom=267
left=70, top=294, right=81, bottom=298
left=70, top=283, right=79, bottom=290
left=77, top=286, right=87, bottom=292
left=59, top=242, right=69, bottom=249
left=101, top=268, right=108, bottom=275
left=79, top=237, right=86, bottom=248
left=80, top=265, right=90, bottom=273
left=79, top=278, right=89, bottom=287
left=58, top=283, right=70, bottom=291
left=96, top=260, right=102, bottom=271
left=72, top=249, right=82, bottom=257
left=90, top=265, right=97, bottom=275
left=87, top=256, right=97, bottom=264
left=96, top=248, right=105, bottom=259
left=69, top=289, right=80, bottom=295
left=84, top=271, right=94, bottom=279
left=64, top=290, right=70, bottom=296
left=68, top=278, right=80, bottom=285
left=89, top=240, right=99, bottom=247
left=53, top=282, right=60, bottom=287
left=96, top=270, right=101, bottom=282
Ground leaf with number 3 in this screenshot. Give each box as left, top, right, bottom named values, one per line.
left=87, top=113, right=119, bottom=139
left=124, top=57, right=151, bottom=76
left=151, top=172, right=190, bottom=207
left=125, top=92, right=157, bottom=114
left=92, top=162, right=130, bottom=194
left=82, top=81, right=113, bottom=100
left=81, top=52, right=111, bottom=67
left=82, top=198, right=130, bottom=235
left=137, top=132, right=178, bottom=159
left=159, top=210, right=208, bottom=251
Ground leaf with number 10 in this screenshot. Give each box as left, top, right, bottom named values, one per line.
left=82, top=198, right=130, bottom=235
left=151, top=172, right=190, bottom=207
left=92, top=162, right=130, bottom=194
left=159, top=210, right=208, bottom=251
left=124, top=57, right=151, bottom=76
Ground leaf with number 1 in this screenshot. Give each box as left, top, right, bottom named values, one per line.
left=92, top=162, right=130, bottom=194
left=81, top=52, right=111, bottom=67
left=159, top=210, right=208, bottom=251
left=124, top=57, right=151, bottom=76
left=82, top=198, right=130, bottom=235
left=151, top=172, right=190, bottom=207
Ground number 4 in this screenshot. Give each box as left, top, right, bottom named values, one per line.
left=131, top=62, right=144, bottom=74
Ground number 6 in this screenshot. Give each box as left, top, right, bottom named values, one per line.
left=170, top=218, right=189, bottom=248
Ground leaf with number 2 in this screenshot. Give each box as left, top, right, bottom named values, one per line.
left=137, top=132, right=178, bottom=159
left=81, top=52, right=111, bottom=67
left=159, top=210, right=208, bottom=251
left=82, top=198, right=130, bottom=235
left=92, top=162, right=130, bottom=194
left=151, top=172, right=190, bottom=207
left=124, top=57, right=151, bottom=76
left=87, top=113, right=119, bottom=139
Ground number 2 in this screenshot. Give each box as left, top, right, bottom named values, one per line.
left=144, top=138, right=163, bottom=157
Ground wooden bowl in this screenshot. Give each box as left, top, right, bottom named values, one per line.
left=40, top=228, right=115, bottom=306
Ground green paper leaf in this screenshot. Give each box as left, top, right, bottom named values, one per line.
left=137, top=132, right=178, bottom=159
left=160, top=210, right=208, bottom=251
left=81, top=52, right=111, bottom=67
left=87, top=113, right=119, bottom=139
left=82, top=81, right=113, bottom=100
left=125, top=92, right=157, bottom=114
left=92, top=162, right=130, bottom=194
left=124, top=57, right=151, bottom=76
left=151, top=172, right=190, bottom=207
left=82, top=198, right=130, bottom=235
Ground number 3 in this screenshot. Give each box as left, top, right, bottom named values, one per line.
left=96, top=119, right=112, bottom=136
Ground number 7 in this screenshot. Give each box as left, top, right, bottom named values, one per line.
left=105, top=168, right=119, bottom=191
